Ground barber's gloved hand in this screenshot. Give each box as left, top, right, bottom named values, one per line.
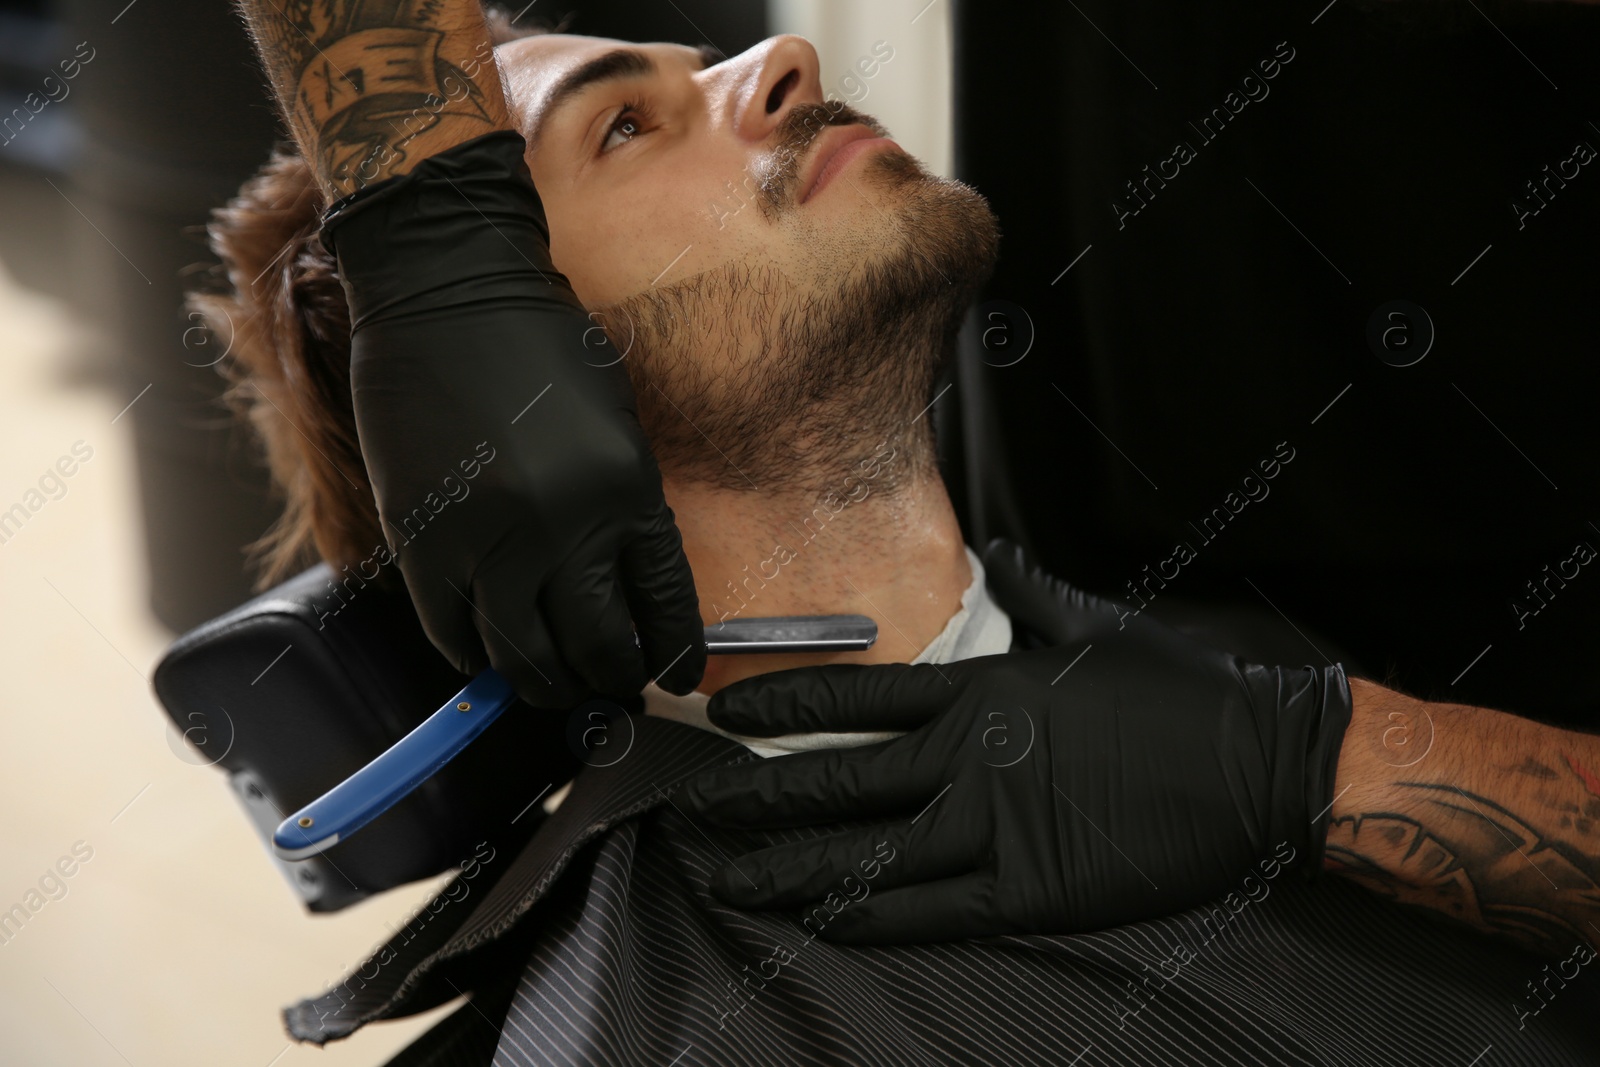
left=681, top=540, right=1352, bottom=943
left=319, top=131, right=704, bottom=707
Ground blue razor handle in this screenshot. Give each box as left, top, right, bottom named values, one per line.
left=272, top=615, right=876, bottom=860
left=272, top=669, right=518, bottom=860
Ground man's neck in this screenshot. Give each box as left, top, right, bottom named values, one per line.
left=663, top=464, right=973, bottom=697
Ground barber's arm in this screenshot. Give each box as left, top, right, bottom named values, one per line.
left=237, top=0, right=509, bottom=197
left=1329, top=678, right=1600, bottom=958
left=684, top=540, right=1600, bottom=960
left=234, top=3, right=704, bottom=704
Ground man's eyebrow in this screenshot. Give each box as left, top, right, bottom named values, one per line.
left=534, top=44, right=720, bottom=151
left=545, top=48, right=655, bottom=125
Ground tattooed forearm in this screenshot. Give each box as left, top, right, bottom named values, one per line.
left=1326, top=678, right=1600, bottom=959
left=235, top=0, right=509, bottom=197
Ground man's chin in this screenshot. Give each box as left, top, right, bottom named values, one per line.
left=856, top=150, right=1002, bottom=320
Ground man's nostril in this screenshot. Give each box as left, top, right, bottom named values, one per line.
left=766, top=69, right=799, bottom=114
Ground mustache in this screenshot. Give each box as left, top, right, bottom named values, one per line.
left=758, top=101, right=890, bottom=212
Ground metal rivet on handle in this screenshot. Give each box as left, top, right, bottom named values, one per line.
left=298, top=816, right=313, bottom=827
left=458, top=702, right=472, bottom=712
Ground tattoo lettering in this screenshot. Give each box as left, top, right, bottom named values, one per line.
left=239, top=0, right=503, bottom=195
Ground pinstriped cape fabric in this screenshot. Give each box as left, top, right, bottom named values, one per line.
left=287, top=714, right=1596, bottom=1066
left=285, top=718, right=747, bottom=1045
left=487, top=744, right=1596, bottom=1067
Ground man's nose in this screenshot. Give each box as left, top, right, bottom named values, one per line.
left=727, top=35, right=825, bottom=143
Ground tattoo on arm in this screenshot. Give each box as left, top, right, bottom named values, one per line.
left=1326, top=730, right=1600, bottom=958
left=237, top=0, right=507, bottom=196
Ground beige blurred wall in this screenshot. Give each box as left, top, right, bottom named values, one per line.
left=0, top=258, right=456, bottom=1065
left=769, top=0, right=953, bottom=178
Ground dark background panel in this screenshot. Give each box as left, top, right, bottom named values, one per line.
left=947, top=0, right=1600, bottom=725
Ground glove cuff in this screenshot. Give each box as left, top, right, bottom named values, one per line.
left=318, top=129, right=586, bottom=332
left=1297, top=663, right=1354, bottom=881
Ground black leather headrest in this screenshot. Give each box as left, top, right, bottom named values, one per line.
left=152, top=565, right=578, bottom=912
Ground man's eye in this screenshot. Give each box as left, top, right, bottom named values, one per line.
left=600, top=102, right=652, bottom=154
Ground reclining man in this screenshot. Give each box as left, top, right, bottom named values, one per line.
left=211, top=5, right=1597, bottom=1064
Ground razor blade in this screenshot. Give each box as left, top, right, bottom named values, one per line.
left=272, top=615, right=876, bottom=860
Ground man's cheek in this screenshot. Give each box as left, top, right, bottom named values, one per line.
left=562, top=218, right=693, bottom=306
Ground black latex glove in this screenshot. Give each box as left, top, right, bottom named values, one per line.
left=318, top=131, right=704, bottom=706
left=681, top=539, right=1352, bottom=943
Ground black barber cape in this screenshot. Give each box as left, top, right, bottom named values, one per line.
left=287, top=618, right=1595, bottom=1066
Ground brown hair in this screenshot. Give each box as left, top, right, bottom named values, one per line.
left=192, top=10, right=558, bottom=590
left=191, top=153, right=370, bottom=588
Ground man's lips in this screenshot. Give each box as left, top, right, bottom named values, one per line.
left=798, top=124, right=896, bottom=205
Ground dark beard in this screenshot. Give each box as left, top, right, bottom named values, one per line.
left=597, top=125, right=1002, bottom=497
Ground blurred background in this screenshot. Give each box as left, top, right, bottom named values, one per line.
left=13, top=0, right=1597, bottom=1061
left=0, top=2, right=952, bottom=1063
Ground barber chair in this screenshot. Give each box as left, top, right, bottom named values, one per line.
left=151, top=565, right=581, bottom=912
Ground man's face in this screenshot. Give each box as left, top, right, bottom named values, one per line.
left=498, top=33, right=1001, bottom=491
